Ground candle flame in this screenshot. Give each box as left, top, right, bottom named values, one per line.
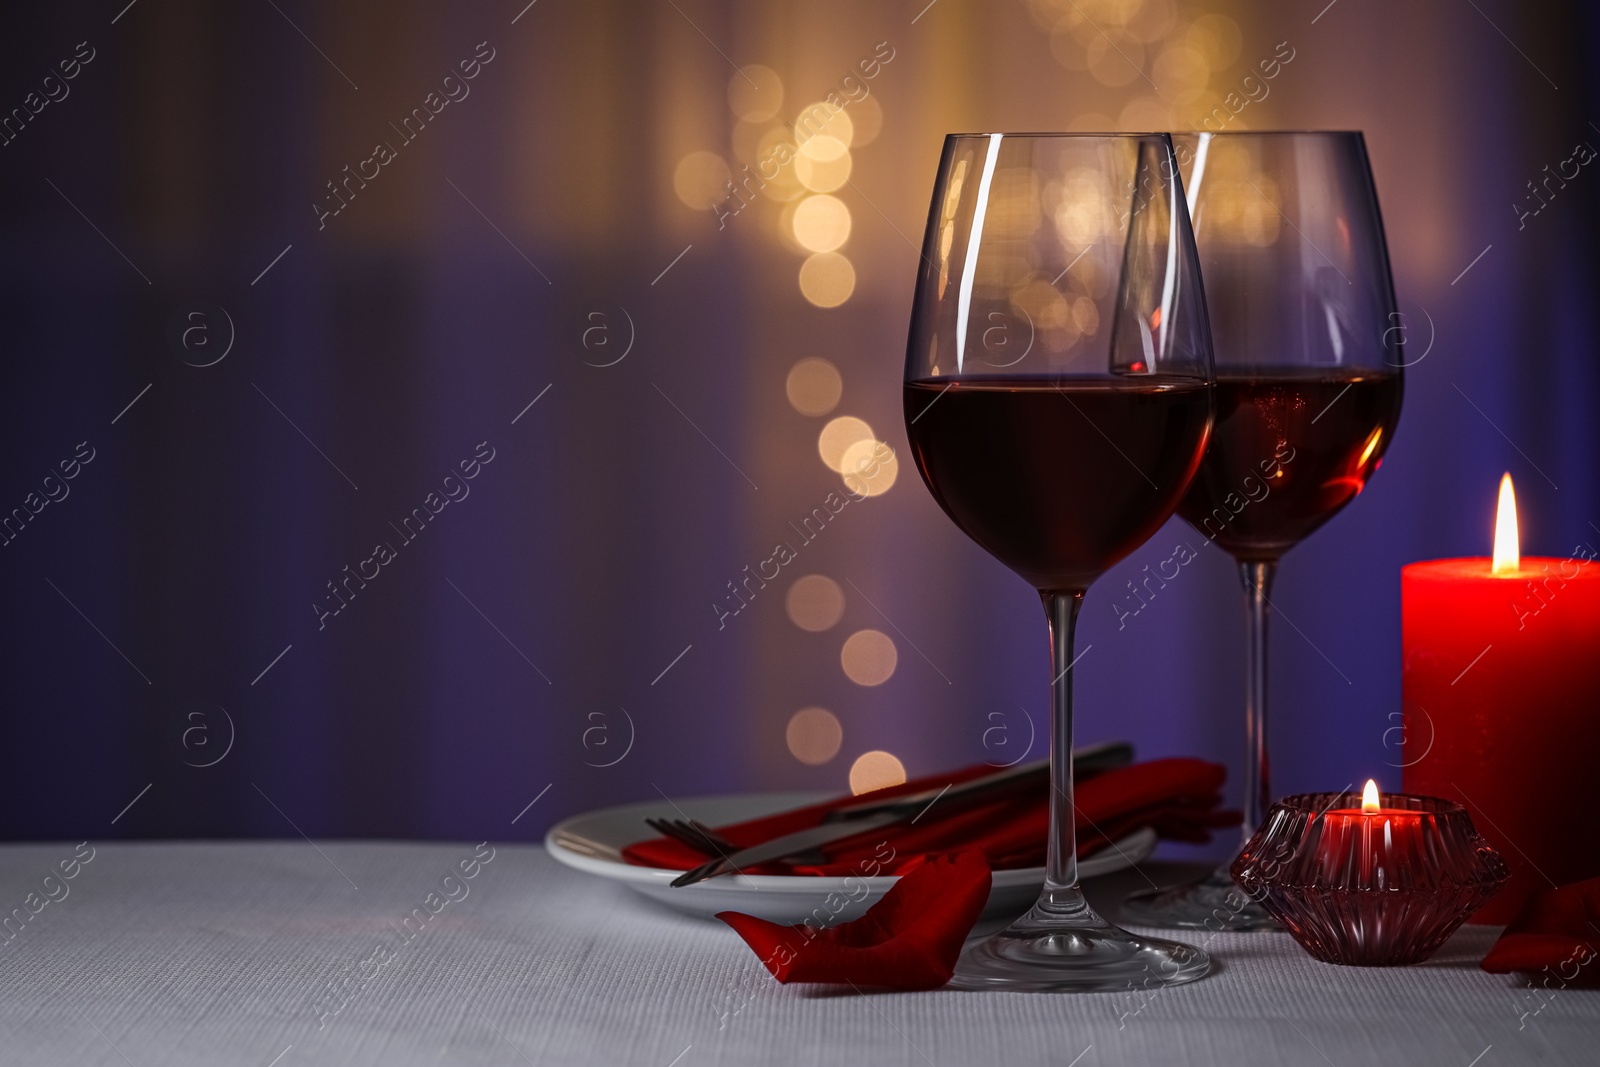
left=1361, top=779, right=1380, bottom=814
left=1492, top=473, right=1519, bottom=575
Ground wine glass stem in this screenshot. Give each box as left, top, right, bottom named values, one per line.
left=1239, top=559, right=1277, bottom=844
left=1042, top=591, right=1086, bottom=899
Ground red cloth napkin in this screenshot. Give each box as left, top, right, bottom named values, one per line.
left=624, top=757, right=1236, bottom=875
left=1481, top=877, right=1600, bottom=985
left=717, top=851, right=992, bottom=989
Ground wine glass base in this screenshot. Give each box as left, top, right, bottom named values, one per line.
left=1119, top=863, right=1280, bottom=932
left=949, top=899, right=1211, bottom=993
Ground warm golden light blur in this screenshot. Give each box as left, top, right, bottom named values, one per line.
left=987, top=168, right=1043, bottom=238
left=1011, top=279, right=1070, bottom=323
left=1192, top=152, right=1282, bottom=246
left=798, top=130, right=848, bottom=159
left=1072, top=296, right=1100, bottom=336
left=936, top=159, right=971, bottom=299
left=786, top=574, right=846, bottom=631
left=1361, top=779, right=1381, bottom=814
left=785, top=357, right=842, bottom=416
left=1009, top=279, right=1077, bottom=352
left=1067, top=111, right=1117, bottom=132
left=672, top=151, right=731, bottom=210
left=841, top=629, right=897, bottom=686
left=798, top=252, right=856, bottom=307
left=798, top=104, right=854, bottom=149
left=795, top=135, right=852, bottom=193
left=754, top=126, right=805, bottom=202
left=840, top=439, right=898, bottom=497
left=1153, top=44, right=1209, bottom=105
left=1048, top=23, right=1092, bottom=71
left=1493, top=473, right=1519, bottom=575
left=727, top=65, right=784, bottom=122
left=1054, top=167, right=1118, bottom=245
left=730, top=119, right=765, bottom=166
left=787, top=707, right=843, bottom=765
left=1129, top=0, right=1179, bottom=42
left=849, top=750, right=907, bottom=795
left=1087, top=35, right=1145, bottom=87
left=1119, top=96, right=1171, bottom=131
left=817, top=415, right=874, bottom=472
left=848, top=95, right=883, bottom=146
left=1034, top=0, right=1184, bottom=90
left=791, top=195, right=852, bottom=253
left=1185, top=13, right=1242, bottom=68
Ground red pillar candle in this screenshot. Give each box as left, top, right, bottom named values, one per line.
left=1403, top=475, right=1600, bottom=923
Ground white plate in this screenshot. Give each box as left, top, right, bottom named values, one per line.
left=545, top=792, right=1158, bottom=925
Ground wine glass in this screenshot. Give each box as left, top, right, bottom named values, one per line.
left=1121, top=131, right=1405, bottom=930
left=903, top=133, right=1215, bottom=991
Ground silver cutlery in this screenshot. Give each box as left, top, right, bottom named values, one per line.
left=643, top=817, right=737, bottom=856
left=667, top=740, right=1135, bottom=888
left=823, top=739, right=1133, bottom=823
left=670, top=810, right=905, bottom=887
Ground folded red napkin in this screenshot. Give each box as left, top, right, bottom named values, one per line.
left=717, top=851, right=992, bottom=989
left=1481, top=877, right=1600, bottom=985
left=624, top=757, right=1236, bottom=875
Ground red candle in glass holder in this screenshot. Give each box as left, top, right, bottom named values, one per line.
left=1317, top=780, right=1423, bottom=885
left=1402, top=475, right=1600, bottom=923
left=1232, top=781, right=1507, bottom=965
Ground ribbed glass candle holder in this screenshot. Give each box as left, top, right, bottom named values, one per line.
left=1231, top=791, right=1508, bottom=966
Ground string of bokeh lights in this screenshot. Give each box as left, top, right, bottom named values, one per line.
left=669, top=0, right=1257, bottom=793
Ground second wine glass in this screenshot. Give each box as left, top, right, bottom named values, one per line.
left=1121, top=130, right=1405, bottom=931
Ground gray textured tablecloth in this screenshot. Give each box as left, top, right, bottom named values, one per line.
left=0, top=841, right=1592, bottom=1065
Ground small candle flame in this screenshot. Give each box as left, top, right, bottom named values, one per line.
left=1361, top=779, right=1380, bottom=814
left=1492, top=473, right=1519, bottom=575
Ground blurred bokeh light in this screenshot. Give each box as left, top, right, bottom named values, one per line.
left=841, top=629, right=898, bottom=687
left=849, top=751, right=908, bottom=795
left=785, top=358, right=843, bottom=416
left=786, top=707, right=844, bottom=765
left=786, top=574, right=846, bottom=632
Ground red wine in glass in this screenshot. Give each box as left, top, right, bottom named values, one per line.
left=905, top=377, right=1212, bottom=592
left=1179, top=370, right=1403, bottom=560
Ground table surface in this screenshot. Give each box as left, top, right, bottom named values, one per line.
left=0, top=841, right=1593, bottom=1066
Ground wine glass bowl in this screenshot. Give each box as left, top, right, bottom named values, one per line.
left=1174, top=131, right=1404, bottom=562
left=903, top=377, right=1212, bottom=593
left=1176, top=371, right=1402, bottom=561
left=904, top=133, right=1216, bottom=595
left=1121, top=131, right=1405, bottom=931
left=903, top=133, right=1215, bottom=991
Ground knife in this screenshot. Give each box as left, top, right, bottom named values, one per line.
left=669, top=810, right=905, bottom=887
left=823, top=739, right=1133, bottom=822
left=668, top=739, right=1135, bottom=888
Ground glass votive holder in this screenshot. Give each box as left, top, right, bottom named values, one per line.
left=1231, top=790, right=1509, bottom=966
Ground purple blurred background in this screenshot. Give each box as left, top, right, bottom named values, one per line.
left=1, top=0, right=1595, bottom=860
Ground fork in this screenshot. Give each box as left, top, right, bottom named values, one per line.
left=647, top=816, right=835, bottom=866
left=644, top=817, right=737, bottom=857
